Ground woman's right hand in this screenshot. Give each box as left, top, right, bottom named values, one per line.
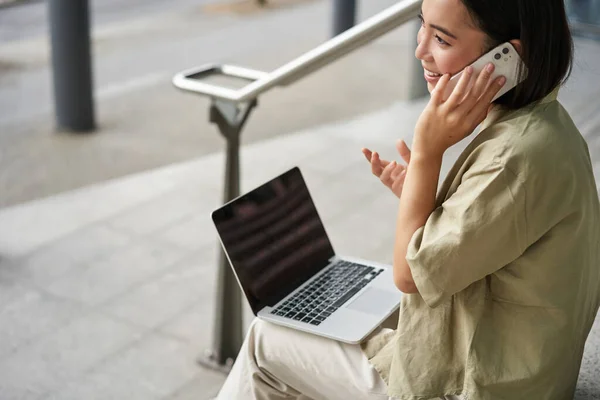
left=362, top=139, right=412, bottom=199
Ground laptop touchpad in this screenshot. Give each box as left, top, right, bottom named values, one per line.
left=346, top=287, right=398, bottom=315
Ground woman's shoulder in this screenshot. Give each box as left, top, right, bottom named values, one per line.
left=471, top=97, right=585, bottom=177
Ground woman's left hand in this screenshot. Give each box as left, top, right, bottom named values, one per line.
left=412, top=63, right=506, bottom=159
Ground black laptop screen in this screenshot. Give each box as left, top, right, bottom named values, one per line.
left=211, top=167, right=335, bottom=314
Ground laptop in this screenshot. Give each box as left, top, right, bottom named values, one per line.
left=211, top=167, right=401, bottom=343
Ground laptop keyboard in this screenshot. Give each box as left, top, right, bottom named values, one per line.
left=270, top=261, right=384, bottom=326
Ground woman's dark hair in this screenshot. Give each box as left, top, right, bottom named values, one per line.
left=460, top=0, right=574, bottom=110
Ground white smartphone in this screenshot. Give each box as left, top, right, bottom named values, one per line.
left=442, top=42, right=528, bottom=102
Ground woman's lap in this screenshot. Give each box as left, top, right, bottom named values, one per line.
left=217, top=318, right=390, bottom=400
left=217, top=318, right=461, bottom=400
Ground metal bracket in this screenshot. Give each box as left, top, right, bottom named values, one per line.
left=198, top=98, right=258, bottom=373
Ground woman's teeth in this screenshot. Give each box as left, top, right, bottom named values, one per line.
left=425, top=70, right=442, bottom=77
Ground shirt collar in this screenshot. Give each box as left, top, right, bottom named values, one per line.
left=540, top=86, right=560, bottom=104
left=479, top=86, right=560, bottom=131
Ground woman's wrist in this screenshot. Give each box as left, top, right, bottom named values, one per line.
left=410, top=142, right=445, bottom=165
left=411, top=131, right=447, bottom=161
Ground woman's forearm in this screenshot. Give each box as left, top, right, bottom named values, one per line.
left=393, top=152, right=443, bottom=293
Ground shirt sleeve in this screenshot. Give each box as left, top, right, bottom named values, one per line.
left=406, top=161, right=527, bottom=308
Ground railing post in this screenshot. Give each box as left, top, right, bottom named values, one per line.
left=566, top=0, right=600, bottom=38
left=332, top=0, right=357, bottom=37
left=199, top=99, right=258, bottom=372
left=47, top=0, right=96, bottom=132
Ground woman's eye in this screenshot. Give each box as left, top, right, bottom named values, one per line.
left=417, top=14, right=424, bottom=26
left=435, top=35, right=449, bottom=46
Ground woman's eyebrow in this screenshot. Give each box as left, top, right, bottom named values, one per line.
left=430, top=23, right=458, bottom=40
left=419, top=12, right=458, bottom=40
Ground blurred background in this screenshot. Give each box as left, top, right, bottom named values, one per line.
left=0, top=0, right=415, bottom=208
left=0, top=0, right=599, bottom=399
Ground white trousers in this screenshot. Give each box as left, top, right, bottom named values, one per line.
left=216, top=318, right=462, bottom=400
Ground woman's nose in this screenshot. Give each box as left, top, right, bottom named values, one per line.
left=415, top=28, right=430, bottom=61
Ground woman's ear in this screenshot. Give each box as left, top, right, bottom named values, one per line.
left=509, top=39, right=523, bottom=56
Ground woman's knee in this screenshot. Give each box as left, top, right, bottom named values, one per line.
left=247, top=318, right=312, bottom=362
left=248, top=317, right=273, bottom=339
left=248, top=317, right=293, bottom=344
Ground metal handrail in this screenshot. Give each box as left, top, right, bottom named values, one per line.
left=173, top=0, right=422, bottom=102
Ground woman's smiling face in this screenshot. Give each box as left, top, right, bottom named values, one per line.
left=416, top=0, right=490, bottom=93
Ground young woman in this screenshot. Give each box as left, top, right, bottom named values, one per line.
left=216, top=0, right=600, bottom=399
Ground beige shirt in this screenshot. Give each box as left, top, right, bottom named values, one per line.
left=362, top=89, right=600, bottom=400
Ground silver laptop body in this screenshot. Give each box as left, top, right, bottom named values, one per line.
left=211, top=167, right=401, bottom=343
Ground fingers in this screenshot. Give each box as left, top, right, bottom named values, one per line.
left=431, top=74, right=451, bottom=104
left=462, top=63, right=509, bottom=111
left=391, top=164, right=406, bottom=180
left=369, top=151, right=390, bottom=177
left=446, top=66, right=473, bottom=106
left=396, top=139, right=411, bottom=164
left=460, top=63, right=496, bottom=110
left=472, top=63, right=496, bottom=99
left=380, top=160, right=396, bottom=184
left=361, top=148, right=372, bottom=162
left=363, top=147, right=407, bottom=196
left=363, top=148, right=407, bottom=186
left=390, top=168, right=407, bottom=197
left=381, top=162, right=406, bottom=192
left=371, top=152, right=382, bottom=176
left=469, top=75, right=506, bottom=119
